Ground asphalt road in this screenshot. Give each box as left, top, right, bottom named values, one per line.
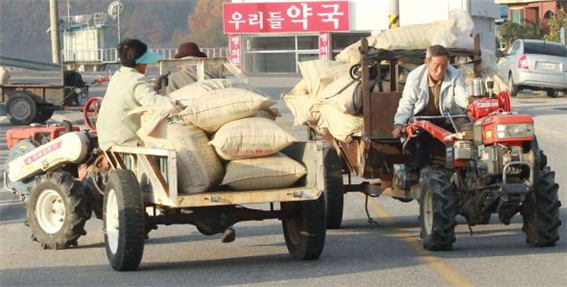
left=0, top=73, right=566, bottom=286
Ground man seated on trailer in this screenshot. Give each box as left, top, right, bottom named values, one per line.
left=97, top=38, right=178, bottom=151
left=391, top=45, right=470, bottom=172
left=154, top=42, right=223, bottom=94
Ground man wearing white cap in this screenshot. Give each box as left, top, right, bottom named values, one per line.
left=97, top=38, right=176, bottom=151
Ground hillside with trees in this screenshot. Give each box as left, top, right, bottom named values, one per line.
left=0, top=0, right=204, bottom=63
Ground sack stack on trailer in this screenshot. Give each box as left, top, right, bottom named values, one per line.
left=137, top=86, right=306, bottom=193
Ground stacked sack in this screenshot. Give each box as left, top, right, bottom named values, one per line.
left=137, top=86, right=307, bottom=193
left=283, top=60, right=364, bottom=143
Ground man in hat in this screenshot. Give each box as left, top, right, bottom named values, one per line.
left=162, top=42, right=222, bottom=93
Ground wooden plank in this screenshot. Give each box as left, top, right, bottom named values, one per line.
left=109, top=145, right=170, bottom=156
left=176, top=187, right=322, bottom=208
left=137, top=155, right=176, bottom=207
left=366, top=91, right=402, bottom=139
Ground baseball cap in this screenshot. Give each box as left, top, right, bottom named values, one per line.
left=135, top=50, right=163, bottom=64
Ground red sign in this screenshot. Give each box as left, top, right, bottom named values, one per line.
left=319, top=32, right=331, bottom=60
left=24, top=141, right=62, bottom=165
left=229, top=34, right=242, bottom=69
left=223, top=1, right=349, bottom=33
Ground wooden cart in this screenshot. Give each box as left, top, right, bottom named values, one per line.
left=101, top=141, right=328, bottom=271
left=0, top=70, right=87, bottom=125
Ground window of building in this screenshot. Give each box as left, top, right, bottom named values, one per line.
left=242, top=34, right=318, bottom=73
left=544, top=10, right=555, bottom=19
left=511, top=9, right=523, bottom=24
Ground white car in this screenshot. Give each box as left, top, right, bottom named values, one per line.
left=498, top=39, right=567, bottom=97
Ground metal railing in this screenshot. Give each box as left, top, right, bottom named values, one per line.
left=61, top=47, right=228, bottom=64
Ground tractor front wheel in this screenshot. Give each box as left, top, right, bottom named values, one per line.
left=27, top=172, right=89, bottom=249
left=521, top=168, right=561, bottom=247
left=419, top=168, right=458, bottom=251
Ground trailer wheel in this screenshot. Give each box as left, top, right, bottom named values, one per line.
left=323, top=145, right=344, bottom=229
left=104, top=169, right=145, bottom=271
left=27, top=172, right=88, bottom=249
left=419, top=168, right=458, bottom=251
left=6, top=92, right=37, bottom=125
left=281, top=195, right=326, bottom=260
left=521, top=168, right=561, bottom=247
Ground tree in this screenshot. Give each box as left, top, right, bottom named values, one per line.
left=180, top=0, right=227, bottom=48
left=501, top=21, right=542, bottom=47
left=543, top=9, right=567, bottom=43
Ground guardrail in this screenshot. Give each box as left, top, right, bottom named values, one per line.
left=61, top=47, right=228, bottom=64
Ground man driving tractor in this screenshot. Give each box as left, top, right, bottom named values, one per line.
left=392, top=45, right=470, bottom=170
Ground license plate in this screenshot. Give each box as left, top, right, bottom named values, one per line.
left=539, top=62, right=556, bottom=70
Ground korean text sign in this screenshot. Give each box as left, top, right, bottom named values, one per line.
left=223, top=1, right=349, bottom=33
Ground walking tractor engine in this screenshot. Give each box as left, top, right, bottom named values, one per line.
left=473, top=114, right=535, bottom=182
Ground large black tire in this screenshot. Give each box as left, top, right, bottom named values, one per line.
left=26, top=172, right=88, bottom=249
left=545, top=89, right=558, bottom=98
left=281, top=195, right=326, bottom=260
left=323, top=145, right=344, bottom=229
left=521, top=168, right=561, bottom=247
left=103, top=169, right=145, bottom=271
left=419, top=168, right=458, bottom=251
left=6, top=92, right=37, bottom=125
left=33, top=108, right=55, bottom=123
left=508, top=74, right=519, bottom=98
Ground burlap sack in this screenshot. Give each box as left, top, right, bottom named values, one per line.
left=298, top=60, right=344, bottom=95
left=210, top=117, right=296, bottom=160
left=0, top=66, right=11, bottom=84
left=335, top=19, right=457, bottom=65
left=315, top=103, right=364, bottom=142
left=180, top=88, right=275, bottom=132
left=134, top=108, right=224, bottom=194
left=282, top=93, right=320, bottom=126
left=169, top=78, right=270, bottom=104
left=222, top=153, right=307, bottom=190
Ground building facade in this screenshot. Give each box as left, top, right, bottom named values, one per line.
left=225, top=0, right=500, bottom=73
left=496, top=0, right=567, bottom=32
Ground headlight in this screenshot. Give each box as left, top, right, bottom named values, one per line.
left=496, top=124, right=534, bottom=138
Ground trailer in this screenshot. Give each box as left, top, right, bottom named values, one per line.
left=0, top=70, right=90, bottom=125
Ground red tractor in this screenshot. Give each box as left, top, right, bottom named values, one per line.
left=402, top=82, right=561, bottom=250
left=4, top=97, right=105, bottom=249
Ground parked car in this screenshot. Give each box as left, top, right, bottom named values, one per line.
left=497, top=39, right=567, bottom=97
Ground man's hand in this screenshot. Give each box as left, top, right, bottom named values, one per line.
left=152, top=72, right=170, bottom=91
left=392, top=124, right=404, bottom=138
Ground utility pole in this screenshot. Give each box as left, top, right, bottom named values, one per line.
left=388, top=0, right=399, bottom=29
left=117, top=0, right=122, bottom=43
left=49, top=0, right=60, bottom=64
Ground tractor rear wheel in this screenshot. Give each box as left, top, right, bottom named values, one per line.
left=419, top=168, right=458, bottom=251
left=104, top=169, right=145, bottom=271
left=521, top=168, right=561, bottom=247
left=281, top=195, right=326, bottom=260
left=27, top=172, right=89, bottom=249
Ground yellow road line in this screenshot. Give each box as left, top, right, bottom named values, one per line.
left=360, top=194, right=474, bottom=287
